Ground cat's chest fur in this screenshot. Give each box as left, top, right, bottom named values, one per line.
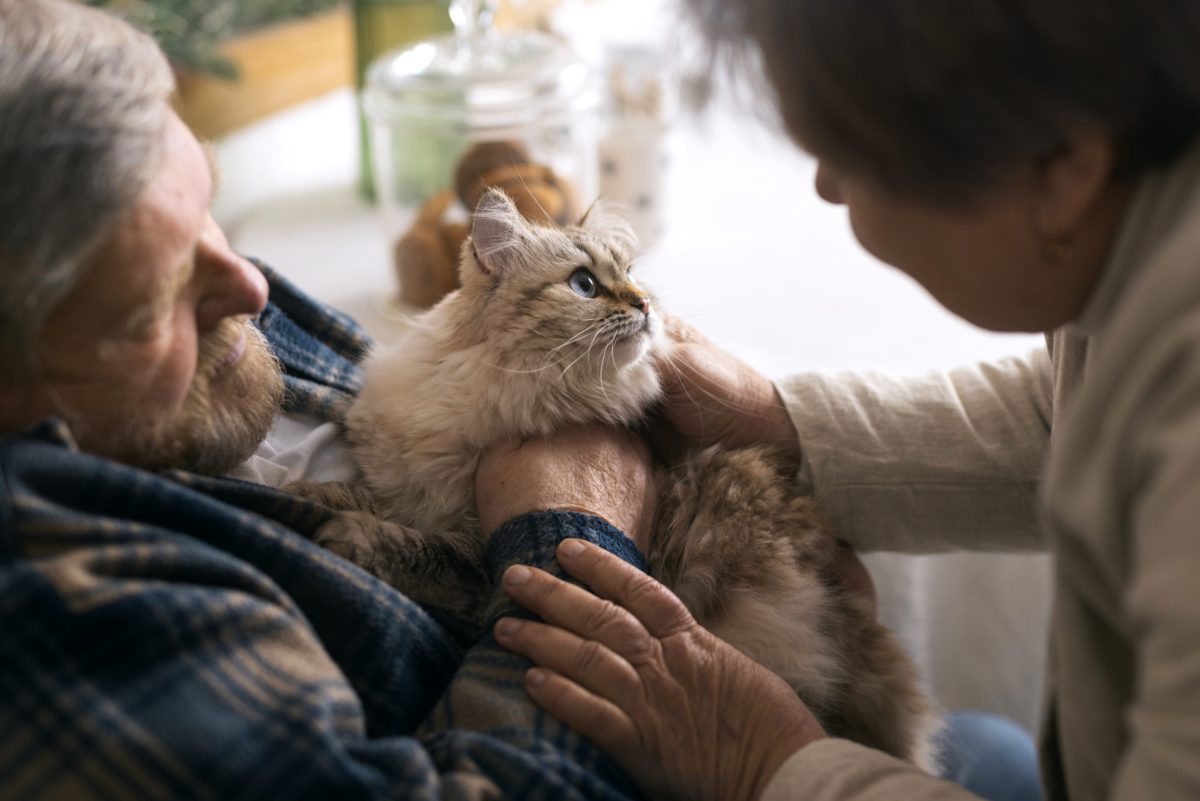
left=346, top=299, right=661, bottom=532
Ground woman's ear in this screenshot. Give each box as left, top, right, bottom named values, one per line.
left=470, top=189, right=527, bottom=276
left=1034, top=131, right=1118, bottom=237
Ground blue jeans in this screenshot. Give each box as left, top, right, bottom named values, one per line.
left=937, top=711, right=1042, bottom=801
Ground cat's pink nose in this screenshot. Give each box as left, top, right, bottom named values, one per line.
left=631, top=297, right=651, bottom=315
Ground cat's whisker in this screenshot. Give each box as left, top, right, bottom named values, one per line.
left=598, top=335, right=620, bottom=401
left=480, top=361, right=563, bottom=374
left=547, top=320, right=606, bottom=357
left=558, top=319, right=611, bottom=378
left=668, top=359, right=712, bottom=443
left=692, top=384, right=775, bottom=417
left=660, top=358, right=775, bottom=419
left=507, top=158, right=554, bottom=224
left=524, top=328, right=567, bottom=342
left=604, top=332, right=622, bottom=374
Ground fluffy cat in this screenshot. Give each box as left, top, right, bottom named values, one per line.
left=301, top=188, right=940, bottom=770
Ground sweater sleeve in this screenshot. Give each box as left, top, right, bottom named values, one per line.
left=775, top=348, right=1053, bottom=553
left=762, top=740, right=979, bottom=801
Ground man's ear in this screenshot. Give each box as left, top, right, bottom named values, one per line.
left=1034, top=131, right=1118, bottom=237
left=471, top=189, right=527, bottom=276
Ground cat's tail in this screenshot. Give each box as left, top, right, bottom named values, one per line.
left=819, top=591, right=945, bottom=773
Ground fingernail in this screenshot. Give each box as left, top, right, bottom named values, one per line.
left=495, top=617, right=522, bottom=637
left=504, top=565, right=532, bottom=586
left=559, top=539, right=586, bottom=558
left=526, top=668, right=548, bottom=688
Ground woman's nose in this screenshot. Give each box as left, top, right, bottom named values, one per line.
left=814, top=162, right=845, bottom=205
left=193, top=216, right=269, bottom=330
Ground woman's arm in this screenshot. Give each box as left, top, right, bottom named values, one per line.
left=653, top=319, right=1053, bottom=553
left=778, top=349, right=1053, bottom=552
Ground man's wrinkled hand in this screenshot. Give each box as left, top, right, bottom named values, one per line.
left=494, top=539, right=826, bottom=801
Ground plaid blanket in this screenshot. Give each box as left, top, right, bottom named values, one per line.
left=0, top=264, right=645, bottom=800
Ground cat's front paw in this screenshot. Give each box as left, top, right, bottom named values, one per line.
left=312, top=511, right=388, bottom=573
left=311, top=511, right=491, bottom=626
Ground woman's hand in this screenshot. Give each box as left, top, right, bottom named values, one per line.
left=494, top=538, right=826, bottom=801
left=652, top=317, right=800, bottom=465
left=475, top=424, right=657, bottom=549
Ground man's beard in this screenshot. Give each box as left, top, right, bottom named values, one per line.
left=73, top=319, right=285, bottom=476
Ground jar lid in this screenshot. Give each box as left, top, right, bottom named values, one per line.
left=363, top=25, right=597, bottom=133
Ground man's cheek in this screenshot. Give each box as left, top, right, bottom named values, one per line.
left=141, top=332, right=201, bottom=414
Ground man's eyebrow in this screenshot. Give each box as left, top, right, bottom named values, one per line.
left=200, top=139, right=222, bottom=205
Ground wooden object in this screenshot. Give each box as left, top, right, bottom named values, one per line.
left=494, top=0, right=562, bottom=30
left=173, top=8, right=354, bottom=140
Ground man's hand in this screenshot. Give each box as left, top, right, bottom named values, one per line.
left=475, top=424, right=657, bottom=549
left=652, top=318, right=800, bottom=465
left=494, top=539, right=825, bottom=801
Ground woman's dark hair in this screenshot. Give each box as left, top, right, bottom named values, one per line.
left=684, top=0, right=1200, bottom=203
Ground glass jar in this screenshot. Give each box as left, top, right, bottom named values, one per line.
left=363, top=0, right=599, bottom=309
left=352, top=0, right=453, bottom=199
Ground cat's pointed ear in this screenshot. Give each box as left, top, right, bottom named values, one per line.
left=578, top=196, right=603, bottom=228
left=471, top=189, right=527, bottom=276
left=577, top=196, right=639, bottom=255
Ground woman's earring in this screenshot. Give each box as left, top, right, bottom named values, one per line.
left=1044, top=237, right=1074, bottom=265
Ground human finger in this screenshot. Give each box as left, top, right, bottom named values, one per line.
left=658, top=311, right=708, bottom=346
left=552, top=539, right=697, bottom=640
left=493, top=616, right=643, bottom=709
left=518, top=667, right=645, bottom=770
left=500, top=564, right=663, bottom=664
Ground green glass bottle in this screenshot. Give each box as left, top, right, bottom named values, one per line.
left=353, top=0, right=453, bottom=199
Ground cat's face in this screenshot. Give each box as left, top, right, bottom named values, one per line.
left=461, top=189, right=663, bottom=374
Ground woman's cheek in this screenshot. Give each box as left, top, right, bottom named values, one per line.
left=845, top=204, right=890, bottom=267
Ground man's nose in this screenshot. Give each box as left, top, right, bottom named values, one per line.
left=194, top=217, right=269, bottom=330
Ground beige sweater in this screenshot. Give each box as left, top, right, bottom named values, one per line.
left=767, top=141, right=1200, bottom=801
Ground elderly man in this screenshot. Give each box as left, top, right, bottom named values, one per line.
left=0, top=1, right=664, bottom=798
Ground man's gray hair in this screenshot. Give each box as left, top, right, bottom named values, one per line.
left=0, top=0, right=174, bottom=373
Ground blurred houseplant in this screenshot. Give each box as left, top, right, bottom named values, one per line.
left=86, top=0, right=354, bottom=139
left=87, top=0, right=343, bottom=79
left=82, top=0, right=565, bottom=150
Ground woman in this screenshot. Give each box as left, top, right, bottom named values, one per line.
left=475, top=1, right=1200, bottom=799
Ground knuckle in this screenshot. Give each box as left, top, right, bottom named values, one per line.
left=572, top=639, right=610, bottom=677
left=526, top=569, right=564, bottom=605
left=622, top=572, right=695, bottom=631
left=621, top=630, right=664, bottom=668
left=579, top=597, right=628, bottom=634
left=618, top=570, right=659, bottom=605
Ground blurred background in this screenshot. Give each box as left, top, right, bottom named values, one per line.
left=96, top=0, right=1054, bottom=738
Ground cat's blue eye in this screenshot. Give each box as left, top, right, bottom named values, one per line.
left=568, top=268, right=599, bottom=298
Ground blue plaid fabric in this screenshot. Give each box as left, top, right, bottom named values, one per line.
left=252, top=261, right=373, bottom=423
left=0, top=264, right=646, bottom=800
